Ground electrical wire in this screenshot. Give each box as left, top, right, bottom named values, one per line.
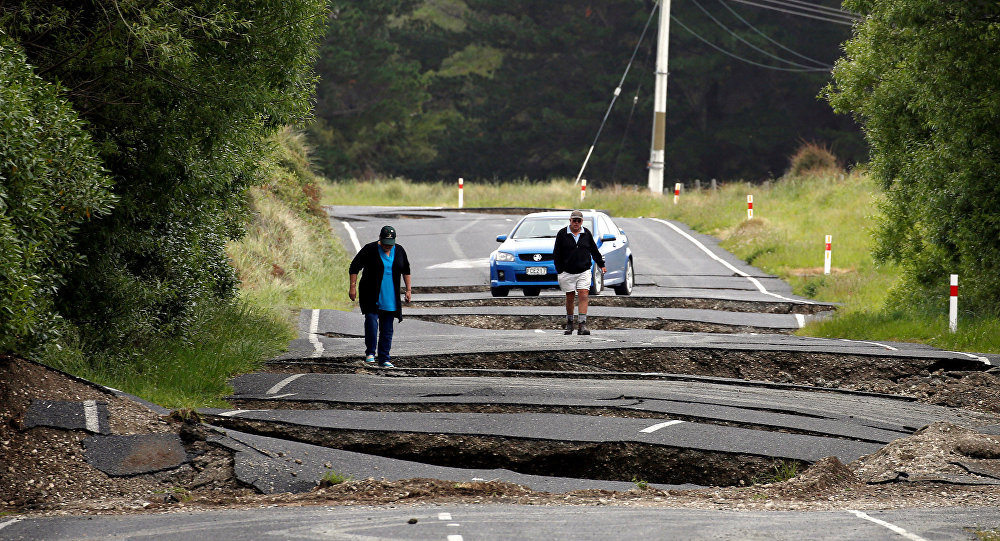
left=690, top=0, right=832, bottom=70
left=724, top=0, right=857, bottom=25
left=717, top=0, right=831, bottom=68
left=574, top=1, right=659, bottom=185
left=672, top=14, right=832, bottom=71
left=765, top=0, right=858, bottom=19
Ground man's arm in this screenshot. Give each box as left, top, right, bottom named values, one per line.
left=349, top=273, right=359, bottom=301
left=587, top=231, right=606, bottom=273
left=403, top=274, right=412, bottom=303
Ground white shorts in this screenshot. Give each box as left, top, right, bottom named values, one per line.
left=558, top=270, right=591, bottom=292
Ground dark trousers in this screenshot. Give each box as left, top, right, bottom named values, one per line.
left=364, top=311, right=395, bottom=363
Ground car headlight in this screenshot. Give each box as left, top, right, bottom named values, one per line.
left=495, top=252, right=515, bottom=262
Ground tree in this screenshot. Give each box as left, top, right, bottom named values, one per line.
left=0, top=37, right=115, bottom=352
left=2, top=0, right=328, bottom=349
left=825, top=0, right=1000, bottom=314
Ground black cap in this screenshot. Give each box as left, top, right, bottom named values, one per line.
left=379, top=225, right=396, bottom=245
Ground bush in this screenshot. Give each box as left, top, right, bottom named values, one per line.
left=787, top=142, right=840, bottom=177
left=0, top=39, right=115, bottom=352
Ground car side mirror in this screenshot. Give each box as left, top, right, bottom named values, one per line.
left=496, top=234, right=508, bottom=242
left=601, top=234, right=617, bottom=242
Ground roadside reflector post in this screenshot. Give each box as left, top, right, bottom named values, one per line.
left=747, top=195, right=753, bottom=220
left=458, top=177, right=464, bottom=208
left=824, top=235, right=832, bottom=275
left=581, top=178, right=587, bottom=201
left=949, top=274, right=958, bottom=333
left=673, top=182, right=681, bottom=204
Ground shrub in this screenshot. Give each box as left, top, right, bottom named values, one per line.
left=0, top=38, right=115, bottom=352
left=787, top=142, right=840, bottom=177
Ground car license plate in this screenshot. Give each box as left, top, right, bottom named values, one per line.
left=526, top=267, right=547, bottom=275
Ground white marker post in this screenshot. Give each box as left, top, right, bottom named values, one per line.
left=458, top=177, right=464, bottom=208
left=824, top=235, right=832, bottom=275
left=747, top=195, right=753, bottom=220
left=673, top=182, right=681, bottom=204
left=580, top=178, right=587, bottom=202
left=949, top=274, right=958, bottom=333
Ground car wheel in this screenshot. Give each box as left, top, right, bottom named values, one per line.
left=491, top=287, right=509, bottom=297
left=589, top=266, right=604, bottom=295
left=523, top=287, right=540, bottom=296
left=614, top=258, right=634, bottom=295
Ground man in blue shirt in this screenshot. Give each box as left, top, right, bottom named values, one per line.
left=348, top=225, right=412, bottom=367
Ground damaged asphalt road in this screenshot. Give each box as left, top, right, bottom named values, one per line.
left=194, top=207, right=998, bottom=493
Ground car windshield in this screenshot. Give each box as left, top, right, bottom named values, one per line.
left=511, top=217, right=595, bottom=239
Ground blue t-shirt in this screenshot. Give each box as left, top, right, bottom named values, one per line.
left=377, top=246, right=397, bottom=312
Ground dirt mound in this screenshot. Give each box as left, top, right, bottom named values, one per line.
left=851, top=421, right=1000, bottom=484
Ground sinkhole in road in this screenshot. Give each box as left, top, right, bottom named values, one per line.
left=210, top=416, right=804, bottom=487
left=402, top=314, right=789, bottom=334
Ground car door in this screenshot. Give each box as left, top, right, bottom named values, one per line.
left=598, top=214, right=626, bottom=283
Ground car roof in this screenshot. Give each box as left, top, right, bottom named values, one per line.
left=518, top=210, right=606, bottom=219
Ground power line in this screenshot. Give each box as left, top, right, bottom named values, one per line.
left=574, top=1, right=660, bottom=185
left=766, top=0, right=858, bottom=19
left=672, top=14, right=831, bottom=72
left=724, top=0, right=857, bottom=26
left=717, top=0, right=831, bottom=68
left=690, top=0, right=832, bottom=70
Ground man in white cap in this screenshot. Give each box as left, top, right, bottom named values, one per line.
left=552, top=210, right=606, bottom=335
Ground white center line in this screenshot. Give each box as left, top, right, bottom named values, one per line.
left=848, top=510, right=929, bottom=541
left=83, top=400, right=100, bottom=433
left=438, top=513, right=452, bottom=521
left=0, top=518, right=22, bottom=531
left=266, top=374, right=305, bottom=395
left=794, top=314, right=805, bottom=328
left=341, top=221, right=361, bottom=253
left=309, top=309, right=323, bottom=358
left=650, top=218, right=813, bottom=304
left=447, top=536, right=463, bottom=541
left=640, top=420, right=685, bottom=433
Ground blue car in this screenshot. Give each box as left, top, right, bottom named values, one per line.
left=489, top=210, right=634, bottom=297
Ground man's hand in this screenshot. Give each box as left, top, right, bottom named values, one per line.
left=348, top=285, right=357, bottom=301
left=404, top=290, right=412, bottom=303
left=601, top=267, right=607, bottom=274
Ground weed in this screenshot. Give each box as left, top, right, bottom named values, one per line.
left=319, top=470, right=352, bottom=487
left=752, top=461, right=800, bottom=485
left=631, top=476, right=649, bottom=490
left=966, top=528, right=1000, bottom=541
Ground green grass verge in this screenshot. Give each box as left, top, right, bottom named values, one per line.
left=321, top=174, right=999, bottom=353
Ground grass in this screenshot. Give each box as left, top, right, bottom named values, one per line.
left=39, top=128, right=356, bottom=408
left=321, top=173, right=1000, bottom=354
left=752, top=460, right=801, bottom=485
left=320, top=470, right=352, bottom=486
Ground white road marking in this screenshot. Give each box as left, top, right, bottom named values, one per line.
left=309, top=309, right=323, bottom=358
left=0, top=518, right=22, bottom=531
left=266, top=374, right=305, bottom=395
left=794, top=314, right=805, bottom=328
left=218, top=410, right=263, bottom=417
left=534, top=329, right=546, bottom=333
left=948, top=351, right=991, bottom=365
left=649, top=218, right=813, bottom=304
left=446, top=215, right=484, bottom=261
left=848, top=510, right=928, bottom=541
left=426, top=258, right=490, bottom=270
left=438, top=513, right=452, bottom=521
left=83, top=400, right=99, bottom=433
left=269, top=393, right=296, bottom=399
left=640, top=420, right=685, bottom=433
left=447, top=536, right=463, bottom=541
left=837, top=338, right=899, bottom=351
left=341, top=221, right=361, bottom=253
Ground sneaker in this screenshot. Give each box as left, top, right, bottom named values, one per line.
left=564, top=320, right=574, bottom=335
left=577, top=323, right=590, bottom=335
left=365, top=354, right=376, bottom=364
left=380, top=360, right=395, bottom=368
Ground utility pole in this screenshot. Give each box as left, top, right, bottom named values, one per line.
left=647, top=0, right=670, bottom=194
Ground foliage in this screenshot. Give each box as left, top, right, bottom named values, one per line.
left=0, top=38, right=115, bottom=352
left=787, top=141, right=841, bottom=177
left=320, top=470, right=353, bottom=486
left=308, top=0, right=864, bottom=183
left=824, top=0, right=1000, bottom=316
left=2, top=0, right=328, bottom=352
